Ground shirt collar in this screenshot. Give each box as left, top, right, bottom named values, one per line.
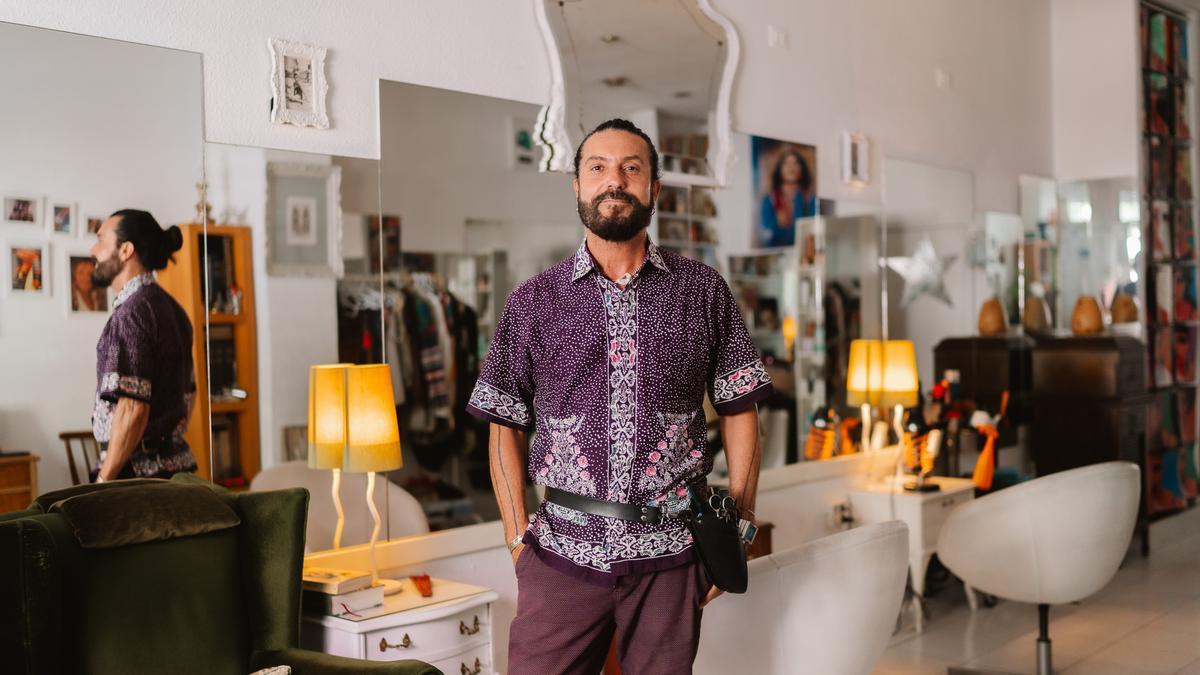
left=571, top=237, right=670, bottom=283
left=113, top=272, right=156, bottom=309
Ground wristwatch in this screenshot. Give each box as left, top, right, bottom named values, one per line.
left=507, top=534, right=523, bottom=552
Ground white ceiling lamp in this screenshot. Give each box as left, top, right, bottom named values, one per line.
left=842, top=131, right=870, bottom=187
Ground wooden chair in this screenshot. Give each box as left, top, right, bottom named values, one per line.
left=59, top=431, right=101, bottom=485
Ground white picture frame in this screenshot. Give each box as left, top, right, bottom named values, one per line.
left=82, top=213, right=106, bottom=238
left=47, top=199, right=78, bottom=237
left=61, top=244, right=110, bottom=316
left=4, top=239, right=50, bottom=297
left=266, top=162, right=342, bottom=278
left=509, top=116, right=538, bottom=170
left=841, top=131, right=871, bottom=187
left=269, top=38, right=330, bottom=129
left=3, top=195, right=42, bottom=227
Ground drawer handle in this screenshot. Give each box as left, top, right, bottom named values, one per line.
left=460, top=657, right=482, bottom=675
left=379, top=633, right=413, bottom=651
left=459, top=615, right=481, bottom=635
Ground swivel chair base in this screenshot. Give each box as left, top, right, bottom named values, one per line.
left=947, top=604, right=1054, bottom=675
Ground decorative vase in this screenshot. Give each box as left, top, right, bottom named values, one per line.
left=1071, top=295, right=1104, bottom=335
left=978, top=296, right=1007, bottom=336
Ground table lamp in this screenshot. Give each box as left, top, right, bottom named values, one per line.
left=847, top=339, right=882, bottom=451
left=341, top=364, right=404, bottom=595
left=879, top=339, right=919, bottom=444
left=308, top=363, right=352, bottom=550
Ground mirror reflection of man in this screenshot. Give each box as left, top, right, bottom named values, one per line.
left=88, top=209, right=197, bottom=482
left=467, top=119, right=770, bottom=674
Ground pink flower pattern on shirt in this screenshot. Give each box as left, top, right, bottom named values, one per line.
left=639, top=410, right=701, bottom=496
left=536, top=414, right=596, bottom=497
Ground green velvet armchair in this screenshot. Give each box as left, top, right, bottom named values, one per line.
left=0, top=476, right=440, bottom=675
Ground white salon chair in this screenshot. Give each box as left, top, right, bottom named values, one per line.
left=696, top=521, right=909, bottom=675
left=250, top=460, right=429, bottom=551
left=937, top=461, right=1141, bottom=675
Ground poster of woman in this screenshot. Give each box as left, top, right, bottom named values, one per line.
left=752, top=135, right=818, bottom=248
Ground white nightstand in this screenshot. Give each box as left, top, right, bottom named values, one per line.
left=301, top=577, right=499, bottom=674
left=848, top=475, right=977, bottom=632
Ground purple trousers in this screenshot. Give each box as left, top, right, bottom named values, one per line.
left=507, top=547, right=709, bottom=675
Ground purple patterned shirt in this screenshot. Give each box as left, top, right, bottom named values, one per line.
left=466, top=239, right=772, bottom=585
left=93, top=273, right=197, bottom=477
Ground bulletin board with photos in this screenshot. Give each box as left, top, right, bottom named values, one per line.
left=1141, top=1, right=1200, bottom=514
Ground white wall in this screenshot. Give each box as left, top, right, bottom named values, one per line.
left=378, top=81, right=576, bottom=256
left=0, top=23, right=202, bottom=490
left=1051, top=0, right=1141, bottom=181
left=1, top=0, right=1056, bottom=211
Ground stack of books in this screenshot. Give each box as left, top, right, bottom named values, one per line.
left=302, top=566, right=384, bottom=617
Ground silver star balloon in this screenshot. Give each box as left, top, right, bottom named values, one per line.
left=886, top=238, right=957, bottom=307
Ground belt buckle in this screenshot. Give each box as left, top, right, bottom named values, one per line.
left=661, top=491, right=691, bottom=518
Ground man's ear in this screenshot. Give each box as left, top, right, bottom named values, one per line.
left=118, top=240, right=136, bottom=263
left=572, top=177, right=580, bottom=200
left=650, top=180, right=661, bottom=205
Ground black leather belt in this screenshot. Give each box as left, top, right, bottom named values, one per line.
left=544, top=486, right=665, bottom=524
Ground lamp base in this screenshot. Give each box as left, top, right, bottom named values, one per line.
left=903, top=479, right=942, bottom=492
left=374, top=577, right=404, bottom=596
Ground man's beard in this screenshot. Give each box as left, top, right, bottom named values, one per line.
left=91, top=254, right=123, bottom=288
left=578, top=189, right=653, bottom=242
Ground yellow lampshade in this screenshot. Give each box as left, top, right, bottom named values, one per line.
left=308, top=364, right=350, bottom=470
left=846, top=339, right=882, bottom=406
left=846, top=339, right=919, bottom=408
left=343, top=364, right=403, bottom=474
left=879, top=340, right=919, bottom=409
left=307, top=363, right=403, bottom=473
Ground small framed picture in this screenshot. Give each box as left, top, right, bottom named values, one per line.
left=84, top=215, right=105, bottom=237
left=5, top=241, right=50, bottom=296
left=47, top=200, right=78, bottom=237
left=266, top=162, right=342, bottom=277
left=269, top=38, right=330, bottom=129
left=63, top=248, right=109, bottom=315
left=3, top=196, right=42, bottom=227
left=282, top=424, right=308, bottom=462
left=509, top=116, right=538, bottom=170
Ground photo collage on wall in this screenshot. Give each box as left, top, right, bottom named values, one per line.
left=2, top=194, right=111, bottom=313
left=1142, top=2, right=1200, bottom=511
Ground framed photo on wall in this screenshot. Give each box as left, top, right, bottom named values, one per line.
left=5, top=240, right=49, bottom=296
left=268, top=38, right=330, bottom=129
left=266, top=162, right=342, bottom=278
left=84, top=215, right=105, bottom=237
left=63, top=246, right=109, bottom=315
left=47, top=199, right=77, bottom=237
left=750, top=135, right=818, bottom=248
left=3, top=195, right=42, bottom=227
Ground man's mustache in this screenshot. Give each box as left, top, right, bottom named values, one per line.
left=591, top=190, right=638, bottom=207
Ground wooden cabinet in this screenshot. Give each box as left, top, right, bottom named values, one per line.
left=157, top=224, right=260, bottom=488
left=0, top=454, right=38, bottom=514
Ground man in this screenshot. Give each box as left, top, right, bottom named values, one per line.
left=89, top=209, right=197, bottom=481
left=466, top=119, right=770, bottom=674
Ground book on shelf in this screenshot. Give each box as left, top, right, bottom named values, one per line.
left=302, top=566, right=373, bottom=595
left=303, top=584, right=385, bottom=616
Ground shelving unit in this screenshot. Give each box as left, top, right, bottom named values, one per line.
left=727, top=214, right=828, bottom=459
left=157, top=223, right=261, bottom=489
left=1140, top=1, right=1200, bottom=516
left=655, top=179, right=721, bottom=271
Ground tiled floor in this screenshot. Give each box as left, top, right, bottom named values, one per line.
left=873, top=504, right=1200, bottom=675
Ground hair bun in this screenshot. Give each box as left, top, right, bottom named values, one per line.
left=165, top=225, right=183, bottom=253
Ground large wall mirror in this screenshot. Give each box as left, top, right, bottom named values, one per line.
left=0, top=22, right=204, bottom=492
left=536, top=0, right=739, bottom=185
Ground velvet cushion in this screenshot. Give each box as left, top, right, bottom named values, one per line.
left=30, top=478, right=166, bottom=512
left=49, top=482, right=240, bottom=549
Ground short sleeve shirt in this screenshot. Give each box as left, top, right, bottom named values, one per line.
left=92, top=273, right=197, bottom=476
left=466, top=239, right=772, bottom=585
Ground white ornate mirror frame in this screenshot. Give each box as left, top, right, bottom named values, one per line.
left=532, top=0, right=740, bottom=187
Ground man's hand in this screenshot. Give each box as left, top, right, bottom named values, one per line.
left=511, top=542, right=526, bottom=567
left=701, top=584, right=723, bottom=608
